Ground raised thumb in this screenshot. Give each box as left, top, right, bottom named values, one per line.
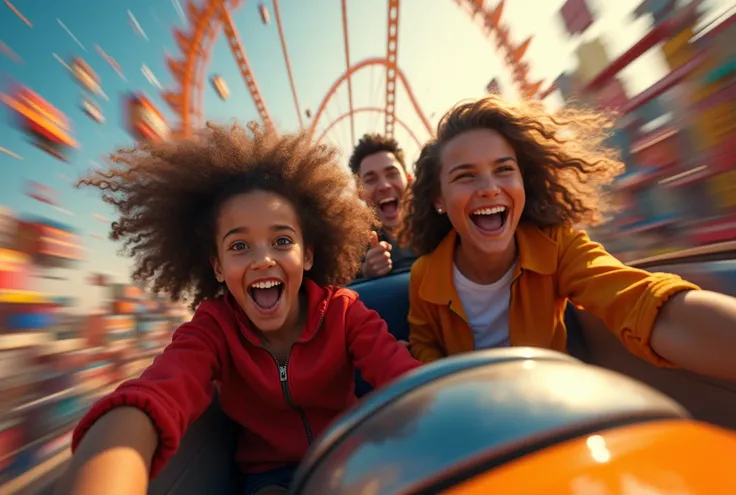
left=369, top=230, right=379, bottom=248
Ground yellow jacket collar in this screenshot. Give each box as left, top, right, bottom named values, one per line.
left=418, top=223, right=559, bottom=306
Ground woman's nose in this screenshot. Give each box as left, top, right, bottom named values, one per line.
left=477, top=174, right=501, bottom=196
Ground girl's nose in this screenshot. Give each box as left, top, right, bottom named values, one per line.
left=250, top=248, right=276, bottom=270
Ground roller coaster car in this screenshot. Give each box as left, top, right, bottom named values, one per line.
left=123, top=252, right=736, bottom=495
left=0, top=86, right=78, bottom=161
left=40, top=254, right=736, bottom=495
left=293, top=348, right=736, bottom=494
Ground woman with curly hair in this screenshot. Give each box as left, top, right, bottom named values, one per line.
left=400, top=95, right=736, bottom=381
left=57, top=122, right=421, bottom=495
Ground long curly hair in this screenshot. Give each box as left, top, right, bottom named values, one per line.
left=79, top=122, right=377, bottom=309
left=399, top=95, right=624, bottom=255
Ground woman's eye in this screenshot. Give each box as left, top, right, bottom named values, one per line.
left=230, top=241, right=247, bottom=251
left=274, top=237, right=293, bottom=246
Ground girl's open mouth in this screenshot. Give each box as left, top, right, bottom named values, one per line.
left=247, top=278, right=284, bottom=312
left=469, top=206, right=508, bottom=234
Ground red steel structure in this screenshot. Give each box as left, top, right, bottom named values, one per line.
left=161, top=0, right=548, bottom=143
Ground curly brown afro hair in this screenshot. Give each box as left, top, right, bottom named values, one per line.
left=348, top=133, right=407, bottom=176
left=398, top=95, right=624, bottom=256
left=79, top=122, right=377, bottom=309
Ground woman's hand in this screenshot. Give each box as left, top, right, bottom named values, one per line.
left=651, top=290, right=736, bottom=381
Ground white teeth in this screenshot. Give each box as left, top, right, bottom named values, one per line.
left=379, top=198, right=397, bottom=205
left=250, top=280, right=282, bottom=289
left=472, top=206, right=506, bottom=215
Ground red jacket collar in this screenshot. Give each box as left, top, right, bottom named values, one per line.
left=224, top=278, right=330, bottom=345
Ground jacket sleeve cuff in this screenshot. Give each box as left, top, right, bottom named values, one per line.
left=622, top=274, right=701, bottom=367
left=71, top=387, right=182, bottom=479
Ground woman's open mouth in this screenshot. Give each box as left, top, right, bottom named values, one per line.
left=469, top=206, right=508, bottom=234
left=247, top=278, right=284, bottom=313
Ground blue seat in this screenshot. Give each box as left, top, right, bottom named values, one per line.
left=349, top=270, right=412, bottom=342
left=348, top=269, right=589, bottom=397
left=348, top=270, right=411, bottom=397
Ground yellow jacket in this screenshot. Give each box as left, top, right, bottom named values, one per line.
left=408, top=224, right=700, bottom=366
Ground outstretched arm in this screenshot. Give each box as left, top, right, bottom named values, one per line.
left=346, top=297, right=422, bottom=390
left=556, top=227, right=736, bottom=379
left=56, top=311, right=227, bottom=494
left=651, top=290, right=736, bottom=381
left=55, top=406, right=158, bottom=495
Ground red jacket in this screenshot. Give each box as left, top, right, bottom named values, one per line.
left=71, top=279, right=421, bottom=477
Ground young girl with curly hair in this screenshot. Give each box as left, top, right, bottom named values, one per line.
left=400, top=95, right=736, bottom=381
left=58, top=123, right=421, bottom=495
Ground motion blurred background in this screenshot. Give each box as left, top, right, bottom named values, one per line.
left=0, top=0, right=734, bottom=492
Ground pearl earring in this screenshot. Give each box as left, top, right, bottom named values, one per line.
left=437, top=207, right=443, bottom=214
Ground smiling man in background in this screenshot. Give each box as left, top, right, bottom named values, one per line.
left=349, top=133, right=417, bottom=279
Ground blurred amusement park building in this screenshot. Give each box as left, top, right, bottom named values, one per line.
left=551, top=0, right=735, bottom=261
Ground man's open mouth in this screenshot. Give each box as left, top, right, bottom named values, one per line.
left=378, top=197, right=399, bottom=216
left=247, top=278, right=284, bottom=311
left=469, top=206, right=508, bottom=233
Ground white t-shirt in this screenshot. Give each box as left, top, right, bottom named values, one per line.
left=452, top=263, right=515, bottom=350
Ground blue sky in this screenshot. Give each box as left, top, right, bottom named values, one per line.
left=0, top=0, right=731, bottom=310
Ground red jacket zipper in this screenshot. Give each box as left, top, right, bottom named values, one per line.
left=249, top=310, right=326, bottom=445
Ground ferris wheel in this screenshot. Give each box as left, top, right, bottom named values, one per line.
left=161, top=0, right=548, bottom=146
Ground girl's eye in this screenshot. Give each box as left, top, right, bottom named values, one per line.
left=274, top=237, right=293, bottom=246
left=230, top=241, right=247, bottom=251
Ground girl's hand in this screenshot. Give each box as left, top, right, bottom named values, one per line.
left=55, top=407, right=159, bottom=495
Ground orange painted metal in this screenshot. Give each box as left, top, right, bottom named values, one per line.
left=307, top=58, right=433, bottom=142
left=165, top=0, right=543, bottom=137
left=315, top=107, right=422, bottom=147
left=444, top=420, right=736, bottom=495
left=384, top=0, right=400, bottom=138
